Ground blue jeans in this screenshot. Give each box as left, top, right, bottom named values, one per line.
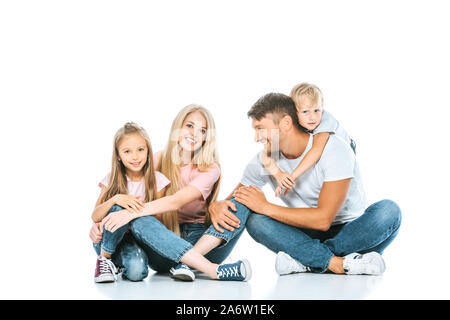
left=246, top=199, right=402, bottom=273
left=130, top=198, right=250, bottom=272
left=93, top=205, right=148, bottom=281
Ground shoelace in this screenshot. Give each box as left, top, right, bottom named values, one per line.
left=99, top=258, right=117, bottom=280
left=218, top=265, right=239, bottom=279
left=179, top=263, right=190, bottom=270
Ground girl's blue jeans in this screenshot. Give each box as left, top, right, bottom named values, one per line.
left=93, top=205, right=149, bottom=281
left=246, top=199, right=402, bottom=273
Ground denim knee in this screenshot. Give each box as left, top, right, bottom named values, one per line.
left=109, top=204, right=124, bottom=213
left=376, top=199, right=402, bottom=229
left=123, top=259, right=148, bottom=282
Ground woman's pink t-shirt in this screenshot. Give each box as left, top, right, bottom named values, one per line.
left=99, top=171, right=170, bottom=200
left=177, top=164, right=221, bottom=224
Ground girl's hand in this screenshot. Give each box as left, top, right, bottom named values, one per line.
left=101, top=210, right=135, bottom=233
left=113, top=194, right=144, bottom=213
left=89, top=222, right=103, bottom=243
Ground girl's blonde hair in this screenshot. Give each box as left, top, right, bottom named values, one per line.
left=158, top=104, right=221, bottom=236
left=100, top=122, right=157, bottom=204
left=290, top=82, right=324, bottom=109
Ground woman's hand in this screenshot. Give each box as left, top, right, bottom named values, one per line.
left=101, top=210, right=135, bottom=233
left=234, top=185, right=270, bottom=214
left=208, top=200, right=240, bottom=233
left=113, top=194, right=144, bottom=213
left=89, top=222, right=103, bottom=243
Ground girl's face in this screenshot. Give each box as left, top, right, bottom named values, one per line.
left=296, top=96, right=323, bottom=131
left=178, top=111, right=207, bottom=153
left=117, top=134, right=148, bottom=175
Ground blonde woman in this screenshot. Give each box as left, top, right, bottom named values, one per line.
left=91, top=122, right=170, bottom=283
left=100, top=105, right=252, bottom=281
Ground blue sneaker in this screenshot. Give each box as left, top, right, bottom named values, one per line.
left=216, top=259, right=252, bottom=281
left=170, top=263, right=195, bottom=281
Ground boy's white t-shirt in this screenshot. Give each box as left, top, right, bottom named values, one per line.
left=241, top=134, right=367, bottom=225
left=314, top=110, right=350, bottom=143
left=99, top=171, right=170, bottom=200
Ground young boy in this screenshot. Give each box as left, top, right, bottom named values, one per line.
left=261, top=82, right=354, bottom=196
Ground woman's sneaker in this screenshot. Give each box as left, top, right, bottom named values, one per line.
left=94, top=256, right=118, bottom=283
left=216, top=259, right=252, bottom=281
left=170, top=263, right=195, bottom=281
left=343, top=252, right=386, bottom=275
left=275, top=251, right=310, bottom=275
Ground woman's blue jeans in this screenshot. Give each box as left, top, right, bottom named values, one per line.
left=129, top=198, right=251, bottom=272
left=246, top=199, right=402, bottom=273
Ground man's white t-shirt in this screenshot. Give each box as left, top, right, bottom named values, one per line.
left=240, top=134, right=367, bottom=225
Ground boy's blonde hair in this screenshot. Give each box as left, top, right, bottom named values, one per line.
left=290, top=82, right=324, bottom=109
left=100, top=122, right=157, bottom=204
left=158, top=104, right=221, bottom=236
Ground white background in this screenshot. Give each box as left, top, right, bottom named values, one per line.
left=1, top=0, right=449, bottom=299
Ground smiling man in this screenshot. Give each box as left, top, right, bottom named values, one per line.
left=209, top=92, right=401, bottom=275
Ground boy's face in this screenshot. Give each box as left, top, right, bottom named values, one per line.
left=296, top=96, right=323, bottom=131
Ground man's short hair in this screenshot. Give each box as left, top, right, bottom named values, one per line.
left=247, top=92, right=303, bottom=130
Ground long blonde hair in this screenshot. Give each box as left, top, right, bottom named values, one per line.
left=158, top=104, right=221, bottom=235
left=100, top=122, right=157, bottom=204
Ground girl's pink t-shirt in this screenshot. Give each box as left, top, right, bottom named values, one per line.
left=99, top=171, right=170, bottom=200
left=177, top=163, right=221, bottom=224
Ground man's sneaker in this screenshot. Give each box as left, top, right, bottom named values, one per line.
left=170, top=263, right=195, bottom=281
left=343, top=252, right=386, bottom=275
left=275, top=251, right=310, bottom=275
left=217, top=259, right=252, bottom=281
left=94, top=256, right=118, bottom=283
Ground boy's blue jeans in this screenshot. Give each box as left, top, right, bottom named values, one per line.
left=246, top=199, right=402, bottom=273
left=129, top=198, right=251, bottom=272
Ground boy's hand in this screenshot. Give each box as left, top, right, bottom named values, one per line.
left=274, top=171, right=294, bottom=196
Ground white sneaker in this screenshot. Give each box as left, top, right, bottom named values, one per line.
left=343, top=252, right=386, bottom=275
left=170, top=263, right=195, bottom=281
left=275, top=251, right=310, bottom=275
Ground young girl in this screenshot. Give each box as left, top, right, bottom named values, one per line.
left=262, top=82, right=354, bottom=197
left=91, top=122, right=170, bottom=283
left=101, top=105, right=252, bottom=282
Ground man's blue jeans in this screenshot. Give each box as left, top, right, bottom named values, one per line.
left=246, top=199, right=402, bottom=273
left=93, top=204, right=149, bottom=281
left=130, top=198, right=251, bottom=272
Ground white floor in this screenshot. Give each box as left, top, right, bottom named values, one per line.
left=3, top=228, right=449, bottom=300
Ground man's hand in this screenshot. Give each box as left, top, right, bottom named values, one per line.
left=89, top=222, right=103, bottom=243
left=234, top=185, right=270, bottom=214
left=208, top=200, right=240, bottom=233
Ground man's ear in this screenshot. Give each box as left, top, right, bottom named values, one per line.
left=279, top=114, right=293, bottom=132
